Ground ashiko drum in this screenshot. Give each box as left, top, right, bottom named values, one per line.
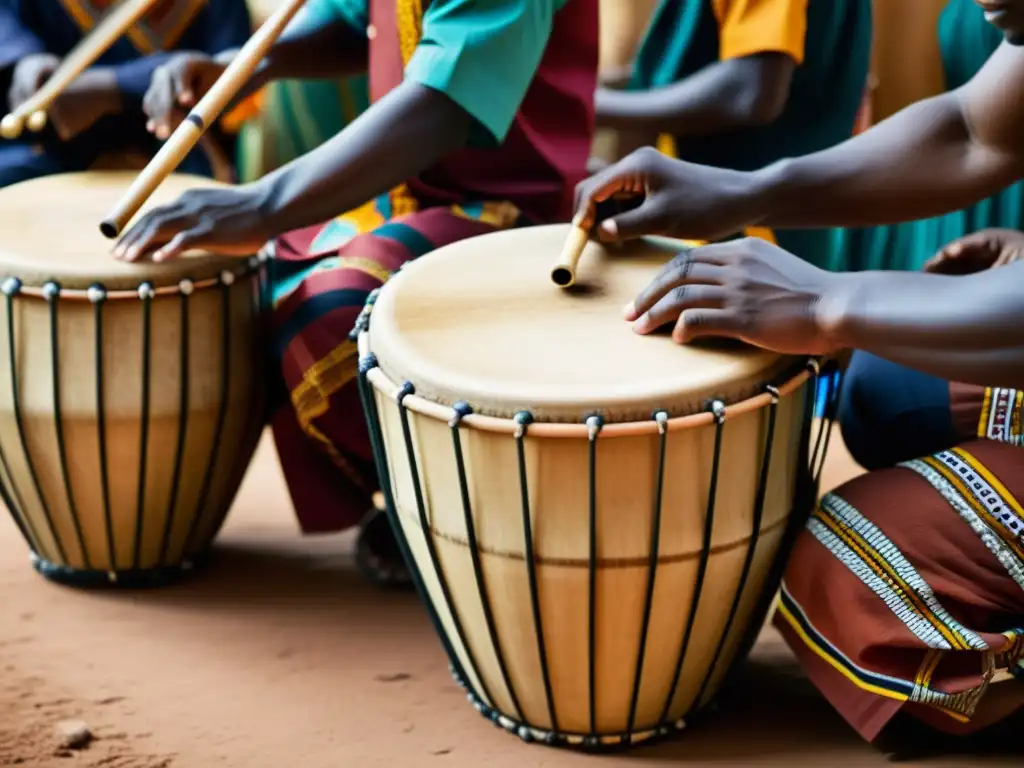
left=355, top=225, right=834, bottom=749
left=0, top=173, right=268, bottom=587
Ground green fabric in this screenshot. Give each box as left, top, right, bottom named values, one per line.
left=302, top=0, right=367, bottom=30
left=406, top=0, right=567, bottom=147
left=630, top=0, right=871, bottom=270
left=236, top=0, right=369, bottom=182
left=237, top=75, right=371, bottom=182
left=830, top=0, right=1022, bottom=272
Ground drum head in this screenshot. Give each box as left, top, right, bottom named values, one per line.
left=0, top=172, right=243, bottom=290
left=368, top=224, right=799, bottom=422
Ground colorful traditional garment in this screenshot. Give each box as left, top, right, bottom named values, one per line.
left=0, top=0, right=251, bottom=185
left=267, top=0, right=597, bottom=535
left=777, top=351, right=1024, bottom=742
left=830, top=0, right=1024, bottom=272
left=629, top=0, right=871, bottom=270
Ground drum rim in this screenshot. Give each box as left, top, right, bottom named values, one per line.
left=0, top=251, right=269, bottom=301
left=0, top=172, right=252, bottom=292
left=358, top=327, right=818, bottom=436
left=361, top=226, right=805, bottom=423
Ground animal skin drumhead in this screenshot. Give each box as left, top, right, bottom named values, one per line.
left=368, top=224, right=798, bottom=422
left=0, top=172, right=236, bottom=290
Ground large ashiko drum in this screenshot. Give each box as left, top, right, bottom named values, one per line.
left=0, top=173, right=268, bottom=587
left=356, top=225, right=831, bottom=749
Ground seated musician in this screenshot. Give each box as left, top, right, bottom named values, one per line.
left=593, top=0, right=871, bottom=270
left=115, top=0, right=598, bottom=586
left=571, top=0, right=1024, bottom=753
left=0, top=0, right=251, bottom=187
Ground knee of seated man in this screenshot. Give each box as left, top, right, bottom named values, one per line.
left=837, top=352, right=955, bottom=471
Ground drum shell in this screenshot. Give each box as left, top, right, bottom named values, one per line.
left=363, top=359, right=814, bottom=743
left=0, top=268, right=268, bottom=577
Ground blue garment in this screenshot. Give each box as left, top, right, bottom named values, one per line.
left=631, top=0, right=872, bottom=269
left=0, top=0, right=251, bottom=185
left=836, top=351, right=956, bottom=471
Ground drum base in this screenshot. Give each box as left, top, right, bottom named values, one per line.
left=30, top=552, right=210, bottom=589
left=448, top=664, right=698, bottom=751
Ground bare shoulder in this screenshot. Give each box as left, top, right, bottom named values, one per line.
left=960, top=42, right=1024, bottom=163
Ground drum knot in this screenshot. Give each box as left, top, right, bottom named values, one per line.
left=1, top=277, right=21, bottom=296
left=357, top=354, right=378, bottom=375
left=396, top=381, right=415, bottom=404
left=448, top=401, right=473, bottom=427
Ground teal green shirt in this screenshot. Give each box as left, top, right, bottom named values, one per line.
left=631, top=0, right=871, bottom=269
left=302, top=0, right=567, bottom=146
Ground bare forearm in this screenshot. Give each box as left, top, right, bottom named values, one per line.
left=748, top=93, right=1015, bottom=228
left=259, top=82, right=471, bottom=233
left=596, top=56, right=792, bottom=137
left=822, top=267, right=1024, bottom=387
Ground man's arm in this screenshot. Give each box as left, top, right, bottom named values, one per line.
left=751, top=41, right=1024, bottom=228
left=112, top=0, right=255, bottom=110
left=598, top=0, right=802, bottom=135
left=820, top=264, right=1024, bottom=388
left=597, top=54, right=795, bottom=135
left=258, top=0, right=559, bottom=232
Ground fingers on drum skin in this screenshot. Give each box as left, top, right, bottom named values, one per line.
left=114, top=207, right=192, bottom=261
left=673, top=309, right=744, bottom=343
left=634, top=284, right=727, bottom=334
left=154, top=219, right=215, bottom=262
left=629, top=249, right=730, bottom=320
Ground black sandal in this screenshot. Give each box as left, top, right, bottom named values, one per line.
left=355, top=508, right=413, bottom=589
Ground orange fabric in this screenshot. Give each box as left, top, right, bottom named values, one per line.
left=711, top=0, right=807, bottom=64
left=220, top=88, right=266, bottom=133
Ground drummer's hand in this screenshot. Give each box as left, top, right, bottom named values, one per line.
left=624, top=237, right=844, bottom=356
left=573, top=146, right=756, bottom=243
left=8, top=53, right=59, bottom=111
left=143, top=53, right=227, bottom=140
left=923, top=228, right=1024, bottom=275
left=112, top=184, right=276, bottom=262
left=47, top=68, right=123, bottom=141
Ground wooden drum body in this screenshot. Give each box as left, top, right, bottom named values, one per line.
left=0, top=173, right=268, bottom=587
left=357, top=226, right=827, bottom=748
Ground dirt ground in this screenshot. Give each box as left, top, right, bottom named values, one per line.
left=1, top=429, right=1021, bottom=767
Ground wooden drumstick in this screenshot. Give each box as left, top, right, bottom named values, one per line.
left=0, top=0, right=160, bottom=140
left=551, top=219, right=590, bottom=288
left=99, top=0, right=308, bottom=239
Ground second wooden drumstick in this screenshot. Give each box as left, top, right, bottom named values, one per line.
left=551, top=221, right=590, bottom=287
left=99, top=0, right=309, bottom=239
left=0, top=0, right=159, bottom=140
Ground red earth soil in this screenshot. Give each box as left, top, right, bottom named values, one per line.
left=1, top=430, right=1020, bottom=767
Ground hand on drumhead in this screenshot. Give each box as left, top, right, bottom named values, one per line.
left=143, top=53, right=227, bottom=140
left=923, top=228, right=1024, bottom=275
left=624, top=237, right=844, bottom=355
left=112, top=184, right=276, bottom=262
left=572, top=147, right=756, bottom=243
left=8, top=53, right=59, bottom=111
